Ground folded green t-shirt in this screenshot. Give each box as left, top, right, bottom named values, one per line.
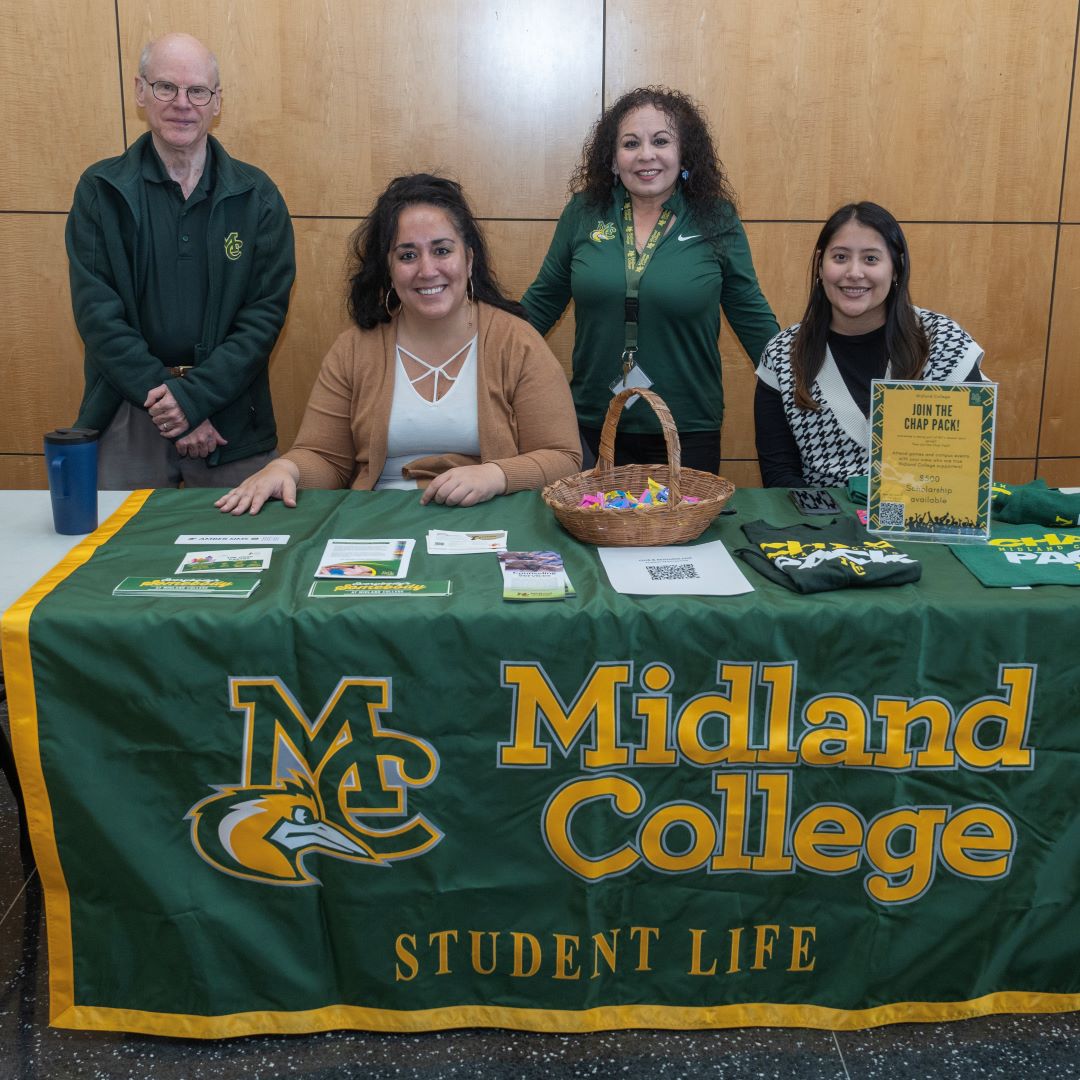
left=992, top=478, right=1080, bottom=527
left=846, top=474, right=870, bottom=504
left=949, top=524, right=1080, bottom=587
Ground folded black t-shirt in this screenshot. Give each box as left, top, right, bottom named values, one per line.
left=738, top=517, right=922, bottom=593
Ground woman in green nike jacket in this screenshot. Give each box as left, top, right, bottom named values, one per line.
left=523, top=86, right=778, bottom=474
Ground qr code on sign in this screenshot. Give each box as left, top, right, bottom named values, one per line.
left=878, top=501, right=905, bottom=527
left=645, top=563, right=700, bottom=581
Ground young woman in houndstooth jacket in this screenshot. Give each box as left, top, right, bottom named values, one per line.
left=755, top=202, right=984, bottom=488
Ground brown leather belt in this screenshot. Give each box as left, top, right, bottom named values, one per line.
left=166, top=365, right=193, bottom=378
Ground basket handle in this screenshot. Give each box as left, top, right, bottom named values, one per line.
left=594, top=388, right=682, bottom=504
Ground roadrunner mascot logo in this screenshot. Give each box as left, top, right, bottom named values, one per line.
left=187, top=676, right=441, bottom=885
left=590, top=220, right=617, bottom=243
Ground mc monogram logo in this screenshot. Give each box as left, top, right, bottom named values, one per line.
left=223, top=231, right=243, bottom=260
left=187, top=677, right=441, bottom=885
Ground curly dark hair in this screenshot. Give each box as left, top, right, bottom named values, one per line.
left=570, top=86, right=740, bottom=243
left=791, top=202, right=927, bottom=410
left=347, top=174, right=523, bottom=330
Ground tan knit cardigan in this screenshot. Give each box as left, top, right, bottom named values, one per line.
left=285, top=303, right=581, bottom=492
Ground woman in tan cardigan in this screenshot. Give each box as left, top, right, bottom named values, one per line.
left=217, top=174, right=580, bottom=515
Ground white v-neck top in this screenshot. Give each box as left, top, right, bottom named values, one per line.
left=376, top=337, right=480, bottom=490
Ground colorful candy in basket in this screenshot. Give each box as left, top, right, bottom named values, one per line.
left=578, top=478, right=701, bottom=510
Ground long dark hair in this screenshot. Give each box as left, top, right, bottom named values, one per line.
left=347, top=174, right=523, bottom=330
left=791, top=202, right=927, bottom=410
left=571, top=86, right=739, bottom=246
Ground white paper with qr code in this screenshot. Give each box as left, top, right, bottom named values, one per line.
left=597, top=540, right=754, bottom=596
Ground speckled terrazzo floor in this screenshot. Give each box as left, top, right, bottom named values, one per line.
left=1, top=694, right=1077, bottom=1080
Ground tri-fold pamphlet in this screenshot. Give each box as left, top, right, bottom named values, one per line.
left=497, top=551, right=575, bottom=601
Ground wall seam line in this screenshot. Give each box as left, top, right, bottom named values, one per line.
left=114, top=0, right=127, bottom=149
left=1038, top=1, right=1080, bottom=473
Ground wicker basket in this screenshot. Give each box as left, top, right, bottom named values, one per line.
left=542, top=388, right=735, bottom=546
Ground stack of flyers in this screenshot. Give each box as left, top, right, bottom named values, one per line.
left=496, top=551, right=575, bottom=601
left=427, top=529, right=507, bottom=555
left=309, top=579, right=452, bottom=599
left=175, top=548, right=273, bottom=573
left=113, top=577, right=261, bottom=599
left=315, top=538, right=415, bottom=579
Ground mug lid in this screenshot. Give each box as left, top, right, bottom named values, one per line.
left=45, top=427, right=99, bottom=445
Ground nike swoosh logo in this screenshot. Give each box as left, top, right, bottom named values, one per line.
left=678, top=233, right=701, bottom=242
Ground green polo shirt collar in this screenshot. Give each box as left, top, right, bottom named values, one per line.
left=140, top=139, right=215, bottom=201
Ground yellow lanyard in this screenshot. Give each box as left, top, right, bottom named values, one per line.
left=622, top=195, right=673, bottom=377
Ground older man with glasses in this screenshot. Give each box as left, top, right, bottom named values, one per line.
left=65, top=32, right=295, bottom=488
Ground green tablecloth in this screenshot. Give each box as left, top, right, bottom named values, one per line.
left=3, top=487, right=1078, bottom=1037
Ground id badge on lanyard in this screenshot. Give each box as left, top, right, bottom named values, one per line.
left=613, top=195, right=671, bottom=407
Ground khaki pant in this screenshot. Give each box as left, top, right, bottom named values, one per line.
left=97, top=401, right=276, bottom=489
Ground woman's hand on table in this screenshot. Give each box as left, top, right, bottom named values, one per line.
left=215, top=459, right=301, bottom=515
left=420, top=463, right=507, bottom=507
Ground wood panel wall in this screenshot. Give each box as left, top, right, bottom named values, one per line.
left=2, top=0, right=1077, bottom=488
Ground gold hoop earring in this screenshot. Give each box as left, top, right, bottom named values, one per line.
left=466, top=275, right=475, bottom=303
left=384, top=287, right=401, bottom=317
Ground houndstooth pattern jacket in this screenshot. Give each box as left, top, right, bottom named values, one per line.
left=756, top=308, right=985, bottom=486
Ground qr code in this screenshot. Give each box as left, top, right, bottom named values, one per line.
left=878, top=501, right=905, bottom=526
left=645, top=563, right=700, bottom=581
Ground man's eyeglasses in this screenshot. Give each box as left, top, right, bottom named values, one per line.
left=141, top=78, right=218, bottom=107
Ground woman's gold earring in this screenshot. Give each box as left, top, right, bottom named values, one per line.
left=465, top=276, right=476, bottom=330
left=384, top=288, right=401, bottom=317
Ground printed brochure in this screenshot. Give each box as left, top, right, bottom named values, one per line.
left=176, top=548, right=273, bottom=573
left=314, top=538, right=415, bottom=579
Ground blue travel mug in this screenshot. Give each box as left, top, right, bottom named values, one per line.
left=44, top=428, right=99, bottom=535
